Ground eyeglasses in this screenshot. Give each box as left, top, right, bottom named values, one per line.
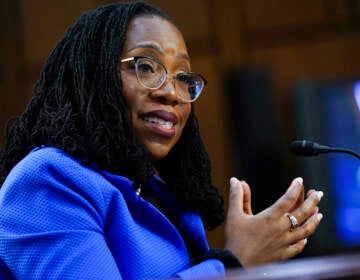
left=120, top=56, right=207, bottom=103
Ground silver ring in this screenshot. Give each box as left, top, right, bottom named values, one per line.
left=286, top=214, right=299, bottom=232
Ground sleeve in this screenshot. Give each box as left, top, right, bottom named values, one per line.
left=175, top=249, right=244, bottom=279
left=176, top=259, right=226, bottom=279
left=202, top=249, right=243, bottom=268
left=0, top=154, right=122, bottom=279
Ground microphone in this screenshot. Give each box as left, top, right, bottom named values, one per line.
left=291, top=140, right=360, bottom=160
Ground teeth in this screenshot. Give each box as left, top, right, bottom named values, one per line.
left=143, top=116, right=174, bottom=129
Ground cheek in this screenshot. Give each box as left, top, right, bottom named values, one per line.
left=183, top=105, right=191, bottom=123
left=121, top=70, right=143, bottom=106
left=178, top=105, right=191, bottom=132
left=121, top=79, right=142, bottom=128
left=122, top=83, right=138, bottom=106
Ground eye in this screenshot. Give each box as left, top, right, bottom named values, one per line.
left=137, top=60, right=157, bottom=74
left=177, top=72, right=195, bottom=85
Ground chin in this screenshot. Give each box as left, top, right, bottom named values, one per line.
left=148, top=151, right=169, bottom=162
left=146, top=145, right=172, bottom=162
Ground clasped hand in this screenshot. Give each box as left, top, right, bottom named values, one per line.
left=224, top=177, right=323, bottom=268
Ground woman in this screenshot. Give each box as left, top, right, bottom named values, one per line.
left=0, top=1, right=323, bottom=279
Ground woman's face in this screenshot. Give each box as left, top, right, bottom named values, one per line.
left=120, top=15, right=192, bottom=161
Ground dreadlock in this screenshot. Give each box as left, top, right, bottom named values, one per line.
left=0, top=1, right=225, bottom=230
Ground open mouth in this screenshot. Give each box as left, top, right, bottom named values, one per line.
left=139, top=110, right=178, bottom=138
left=142, top=116, right=174, bottom=130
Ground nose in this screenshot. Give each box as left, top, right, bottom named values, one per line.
left=149, top=76, right=179, bottom=105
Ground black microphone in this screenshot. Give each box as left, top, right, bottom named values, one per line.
left=291, top=140, right=360, bottom=160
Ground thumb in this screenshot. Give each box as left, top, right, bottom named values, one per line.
left=228, top=177, right=245, bottom=216
left=242, top=181, right=253, bottom=215
left=270, top=177, right=304, bottom=216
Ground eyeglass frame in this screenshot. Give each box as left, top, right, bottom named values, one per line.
left=120, top=56, right=207, bottom=103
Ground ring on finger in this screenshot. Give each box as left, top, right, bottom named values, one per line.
left=286, top=214, right=299, bottom=232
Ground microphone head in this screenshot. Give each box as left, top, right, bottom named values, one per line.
left=291, top=140, right=319, bottom=156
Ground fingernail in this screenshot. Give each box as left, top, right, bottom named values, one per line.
left=304, top=238, right=308, bottom=245
left=230, top=177, right=238, bottom=189
left=317, top=213, right=323, bottom=221
left=297, top=177, right=303, bottom=186
left=317, top=191, right=324, bottom=200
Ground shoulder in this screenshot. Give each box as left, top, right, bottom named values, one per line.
left=2, top=146, right=131, bottom=203
left=3, top=147, right=78, bottom=191
left=0, top=147, right=108, bottom=235
left=2, top=146, right=98, bottom=196
left=16, top=146, right=82, bottom=174
left=0, top=146, right=134, bottom=230
left=2, top=146, right=137, bottom=208
left=8, top=146, right=106, bottom=184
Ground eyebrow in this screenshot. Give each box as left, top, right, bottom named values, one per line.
left=127, top=42, right=191, bottom=61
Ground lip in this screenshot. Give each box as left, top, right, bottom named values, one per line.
left=140, top=110, right=178, bottom=138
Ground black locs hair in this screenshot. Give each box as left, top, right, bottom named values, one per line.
left=0, top=1, right=225, bottom=230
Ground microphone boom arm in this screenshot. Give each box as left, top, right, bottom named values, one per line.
left=291, top=140, right=360, bottom=160
left=328, top=147, right=360, bottom=160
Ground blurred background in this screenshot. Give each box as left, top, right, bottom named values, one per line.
left=1, top=0, right=360, bottom=259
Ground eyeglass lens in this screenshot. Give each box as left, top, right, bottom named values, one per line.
left=135, top=57, right=204, bottom=101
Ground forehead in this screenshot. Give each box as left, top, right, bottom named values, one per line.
left=122, top=15, right=188, bottom=56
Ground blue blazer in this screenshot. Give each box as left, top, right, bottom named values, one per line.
left=0, top=147, right=225, bottom=279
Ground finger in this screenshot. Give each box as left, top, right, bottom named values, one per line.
left=305, top=206, right=319, bottom=217
left=270, top=177, right=304, bottom=216
left=292, top=191, right=323, bottom=225
left=228, top=177, right=245, bottom=216
left=302, top=208, right=320, bottom=226
left=241, top=181, right=253, bottom=215
left=291, top=211, right=323, bottom=242
left=289, top=180, right=304, bottom=213
left=307, top=189, right=316, bottom=198
left=283, top=238, right=307, bottom=260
